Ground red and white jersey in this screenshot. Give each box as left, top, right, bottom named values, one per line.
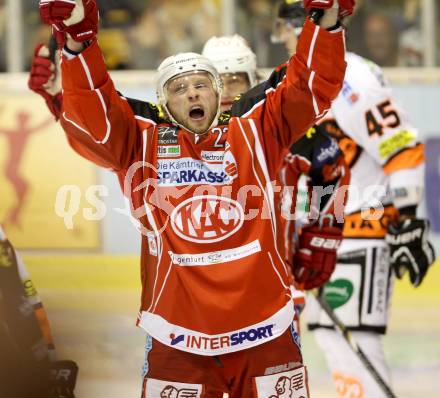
left=317, top=52, right=425, bottom=239
left=59, top=20, right=346, bottom=355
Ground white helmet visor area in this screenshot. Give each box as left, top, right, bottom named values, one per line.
left=271, top=18, right=303, bottom=44
left=163, top=71, right=219, bottom=104
left=220, top=72, right=251, bottom=86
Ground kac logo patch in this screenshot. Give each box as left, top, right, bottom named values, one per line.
left=171, top=195, right=244, bottom=243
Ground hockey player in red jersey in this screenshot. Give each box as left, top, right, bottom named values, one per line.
left=273, top=1, right=436, bottom=397
left=35, top=0, right=353, bottom=396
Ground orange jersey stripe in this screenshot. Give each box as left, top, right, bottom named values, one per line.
left=34, top=305, right=55, bottom=347
left=383, top=144, right=425, bottom=175
left=343, top=206, right=399, bottom=239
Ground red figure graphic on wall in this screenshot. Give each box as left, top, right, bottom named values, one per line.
left=0, top=109, right=52, bottom=228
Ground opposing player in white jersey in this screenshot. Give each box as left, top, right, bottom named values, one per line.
left=273, top=1, right=436, bottom=397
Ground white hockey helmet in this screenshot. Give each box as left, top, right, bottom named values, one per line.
left=155, top=52, right=223, bottom=131
left=202, top=35, right=258, bottom=88
left=156, top=52, right=222, bottom=105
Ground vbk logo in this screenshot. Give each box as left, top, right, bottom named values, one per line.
left=171, top=195, right=244, bottom=243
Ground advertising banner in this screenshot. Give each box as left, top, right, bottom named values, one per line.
left=0, top=93, right=100, bottom=249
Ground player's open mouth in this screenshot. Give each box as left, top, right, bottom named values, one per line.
left=189, top=106, right=205, bottom=121
left=221, top=100, right=233, bottom=107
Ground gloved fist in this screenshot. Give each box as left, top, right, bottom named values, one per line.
left=386, top=218, right=436, bottom=287
left=293, top=223, right=343, bottom=290
left=338, top=0, right=355, bottom=17
left=303, top=0, right=335, bottom=10
left=50, top=360, right=79, bottom=398
left=28, top=43, right=62, bottom=120
left=303, top=0, right=355, bottom=17
left=39, top=0, right=98, bottom=44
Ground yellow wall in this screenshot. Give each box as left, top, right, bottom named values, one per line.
left=0, top=93, right=100, bottom=249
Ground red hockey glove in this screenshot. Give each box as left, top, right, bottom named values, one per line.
left=28, top=43, right=62, bottom=120
left=39, top=0, right=98, bottom=44
left=304, top=0, right=335, bottom=10
left=303, top=0, right=355, bottom=17
left=293, top=223, right=343, bottom=290
left=337, top=0, right=355, bottom=17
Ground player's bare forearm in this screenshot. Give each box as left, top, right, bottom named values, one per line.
left=65, top=36, right=85, bottom=53
left=319, top=8, right=338, bottom=29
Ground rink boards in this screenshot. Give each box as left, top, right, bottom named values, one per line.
left=23, top=255, right=440, bottom=398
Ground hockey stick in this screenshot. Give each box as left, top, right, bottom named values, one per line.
left=48, top=35, right=58, bottom=63
left=312, top=289, right=397, bottom=398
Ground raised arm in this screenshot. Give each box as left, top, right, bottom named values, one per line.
left=38, top=0, right=158, bottom=171
left=236, top=1, right=351, bottom=149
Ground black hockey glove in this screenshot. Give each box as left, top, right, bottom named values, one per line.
left=386, top=218, right=436, bottom=287
left=50, top=360, right=79, bottom=398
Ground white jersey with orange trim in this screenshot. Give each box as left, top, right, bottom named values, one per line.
left=59, top=20, right=346, bottom=356
left=317, top=52, right=424, bottom=239
left=306, top=53, right=425, bottom=398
